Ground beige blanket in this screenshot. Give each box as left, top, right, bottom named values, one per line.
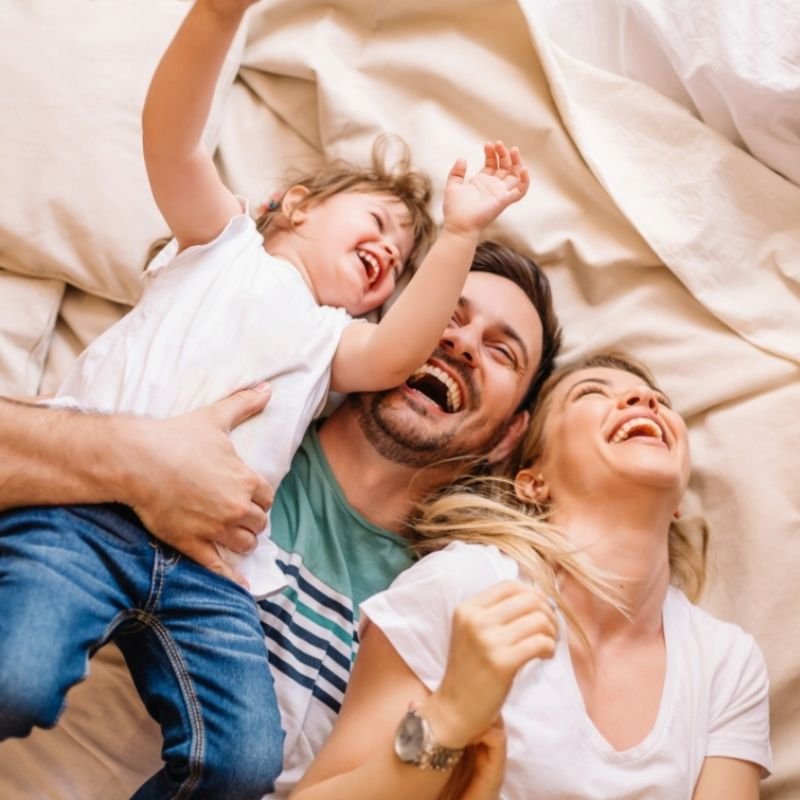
left=0, top=1, right=797, bottom=797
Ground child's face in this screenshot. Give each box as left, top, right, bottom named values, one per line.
left=287, top=190, right=415, bottom=316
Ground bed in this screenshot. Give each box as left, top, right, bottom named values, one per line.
left=0, top=1, right=798, bottom=796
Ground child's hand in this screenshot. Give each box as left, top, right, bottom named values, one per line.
left=442, top=141, right=530, bottom=238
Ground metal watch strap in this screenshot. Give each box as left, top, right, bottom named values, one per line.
left=395, top=708, right=465, bottom=772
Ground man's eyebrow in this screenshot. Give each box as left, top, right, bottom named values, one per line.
left=458, top=296, right=530, bottom=367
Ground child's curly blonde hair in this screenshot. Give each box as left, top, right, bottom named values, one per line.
left=255, top=135, right=435, bottom=274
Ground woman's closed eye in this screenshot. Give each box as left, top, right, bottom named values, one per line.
left=370, top=212, right=384, bottom=232
left=571, top=382, right=608, bottom=401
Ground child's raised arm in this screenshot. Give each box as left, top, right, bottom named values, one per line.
left=142, top=0, right=257, bottom=249
left=331, top=142, right=530, bottom=393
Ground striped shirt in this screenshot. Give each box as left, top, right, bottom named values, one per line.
left=260, top=425, right=415, bottom=796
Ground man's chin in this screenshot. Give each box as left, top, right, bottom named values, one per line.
left=350, top=391, right=462, bottom=468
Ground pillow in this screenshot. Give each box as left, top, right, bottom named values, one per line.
left=521, top=0, right=800, bottom=186
left=0, top=0, right=246, bottom=306
left=0, top=270, right=65, bottom=396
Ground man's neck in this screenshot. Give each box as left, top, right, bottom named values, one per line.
left=317, top=409, right=457, bottom=534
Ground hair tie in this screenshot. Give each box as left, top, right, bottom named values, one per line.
left=256, top=192, right=283, bottom=217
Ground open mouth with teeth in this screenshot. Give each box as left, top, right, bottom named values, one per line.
left=610, top=417, right=665, bottom=445
left=406, top=364, right=464, bottom=413
left=357, top=250, right=381, bottom=285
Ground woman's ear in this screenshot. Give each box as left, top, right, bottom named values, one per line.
left=515, top=468, right=549, bottom=505
left=281, top=185, right=311, bottom=223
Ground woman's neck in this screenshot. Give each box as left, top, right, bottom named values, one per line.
left=554, top=492, right=673, bottom=639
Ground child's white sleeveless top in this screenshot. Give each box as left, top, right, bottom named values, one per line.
left=55, top=208, right=353, bottom=596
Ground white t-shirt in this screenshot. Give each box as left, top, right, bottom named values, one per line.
left=55, top=209, right=353, bottom=596
left=361, top=541, right=772, bottom=799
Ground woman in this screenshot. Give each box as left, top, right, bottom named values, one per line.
left=289, top=352, right=772, bottom=799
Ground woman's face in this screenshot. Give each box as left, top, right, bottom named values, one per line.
left=526, top=367, right=690, bottom=505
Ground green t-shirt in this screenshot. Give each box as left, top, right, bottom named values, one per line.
left=259, top=424, right=415, bottom=793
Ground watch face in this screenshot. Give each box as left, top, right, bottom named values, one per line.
left=394, top=711, right=425, bottom=762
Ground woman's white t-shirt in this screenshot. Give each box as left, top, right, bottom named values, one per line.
left=361, top=541, right=772, bottom=799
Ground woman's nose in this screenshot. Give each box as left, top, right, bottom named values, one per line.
left=619, top=386, right=659, bottom=412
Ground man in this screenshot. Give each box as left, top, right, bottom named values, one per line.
left=0, top=242, right=561, bottom=797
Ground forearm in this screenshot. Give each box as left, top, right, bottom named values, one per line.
left=291, top=743, right=451, bottom=800
left=0, top=398, right=136, bottom=510
left=142, top=1, right=246, bottom=163
left=335, top=228, right=478, bottom=391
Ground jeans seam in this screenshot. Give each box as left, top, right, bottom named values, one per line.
left=140, top=547, right=203, bottom=799
left=143, top=544, right=167, bottom=614
left=133, top=610, right=205, bottom=800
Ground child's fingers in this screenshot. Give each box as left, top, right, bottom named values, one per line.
left=483, top=141, right=497, bottom=171
left=448, top=157, right=468, bottom=183
left=517, top=165, right=531, bottom=195
left=494, top=141, right=512, bottom=171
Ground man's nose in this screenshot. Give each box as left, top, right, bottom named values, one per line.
left=440, top=323, right=478, bottom=366
left=619, top=386, right=659, bottom=412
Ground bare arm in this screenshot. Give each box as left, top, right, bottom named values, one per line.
left=290, top=582, right=556, bottom=800
left=0, top=397, right=133, bottom=509
left=331, top=142, right=530, bottom=393
left=0, top=387, right=273, bottom=586
left=142, top=0, right=256, bottom=249
left=692, top=757, right=761, bottom=800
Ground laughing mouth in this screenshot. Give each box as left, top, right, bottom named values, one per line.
left=406, top=363, right=463, bottom=413
left=610, top=417, right=665, bottom=444
left=357, top=250, right=381, bottom=285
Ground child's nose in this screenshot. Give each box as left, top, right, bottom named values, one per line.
left=382, top=241, right=399, bottom=268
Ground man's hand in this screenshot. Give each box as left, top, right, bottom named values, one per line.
left=441, top=141, right=530, bottom=238
left=127, top=384, right=274, bottom=587
left=460, top=719, right=507, bottom=800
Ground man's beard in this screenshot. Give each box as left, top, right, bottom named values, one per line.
left=349, top=350, right=508, bottom=471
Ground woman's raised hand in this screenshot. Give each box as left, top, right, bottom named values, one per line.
left=421, top=581, right=557, bottom=750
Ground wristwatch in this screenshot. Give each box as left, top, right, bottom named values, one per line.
left=393, top=708, right=465, bottom=771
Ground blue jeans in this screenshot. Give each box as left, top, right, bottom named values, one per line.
left=0, top=504, right=283, bottom=800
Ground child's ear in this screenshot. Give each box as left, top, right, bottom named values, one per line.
left=515, top=467, right=549, bottom=505
left=281, top=185, right=311, bottom=223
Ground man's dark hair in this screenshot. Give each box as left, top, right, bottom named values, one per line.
left=470, top=241, right=562, bottom=411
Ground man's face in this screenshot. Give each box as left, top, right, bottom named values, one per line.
left=351, top=271, right=544, bottom=468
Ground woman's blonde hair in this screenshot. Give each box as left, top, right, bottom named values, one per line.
left=413, top=352, right=708, bottom=643
left=255, top=135, right=435, bottom=274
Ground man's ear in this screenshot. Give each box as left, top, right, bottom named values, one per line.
left=485, top=410, right=529, bottom=466
left=514, top=468, right=549, bottom=504
left=281, top=185, right=311, bottom=223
